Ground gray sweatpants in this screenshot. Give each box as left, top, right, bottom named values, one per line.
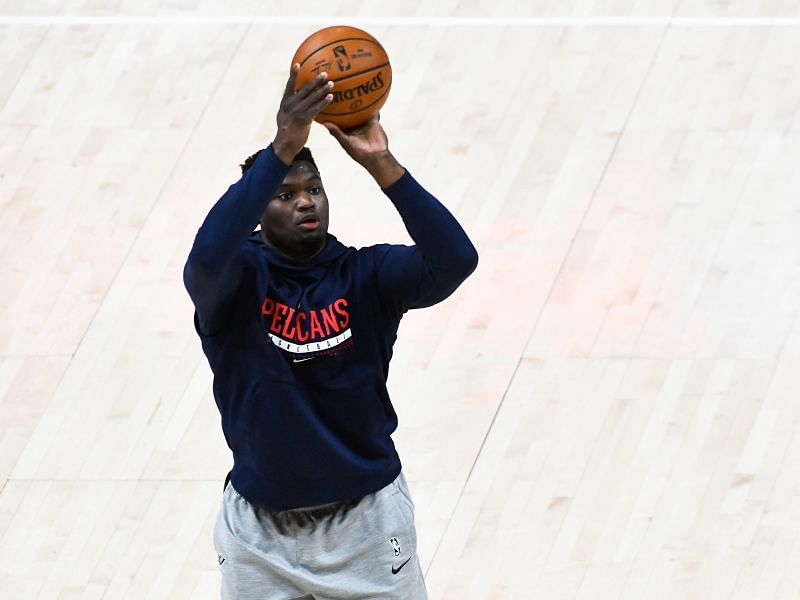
left=213, top=471, right=428, bottom=599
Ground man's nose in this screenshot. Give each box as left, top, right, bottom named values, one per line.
left=296, top=193, right=314, bottom=209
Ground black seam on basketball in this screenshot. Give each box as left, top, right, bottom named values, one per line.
left=324, top=62, right=390, bottom=86
left=297, top=38, right=387, bottom=68
left=318, top=82, right=392, bottom=117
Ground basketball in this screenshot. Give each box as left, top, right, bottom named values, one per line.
left=291, top=26, right=392, bottom=129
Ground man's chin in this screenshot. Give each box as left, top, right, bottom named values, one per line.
left=301, top=227, right=327, bottom=240
left=293, top=231, right=327, bottom=257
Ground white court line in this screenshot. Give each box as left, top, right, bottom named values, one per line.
left=1, top=15, right=800, bottom=26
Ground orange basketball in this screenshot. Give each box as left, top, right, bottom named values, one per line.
left=291, top=26, right=392, bottom=129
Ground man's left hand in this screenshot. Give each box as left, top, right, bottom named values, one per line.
left=324, top=115, right=406, bottom=188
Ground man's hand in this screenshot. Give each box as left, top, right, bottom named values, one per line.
left=273, top=64, right=334, bottom=166
left=324, top=115, right=406, bottom=189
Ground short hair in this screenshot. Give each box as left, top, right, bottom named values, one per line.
left=239, top=147, right=319, bottom=175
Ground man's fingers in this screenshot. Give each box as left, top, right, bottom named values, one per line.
left=294, top=72, right=330, bottom=100
left=342, top=115, right=378, bottom=135
left=300, top=93, right=334, bottom=120
left=283, top=63, right=300, bottom=97
left=282, top=71, right=330, bottom=115
left=295, top=80, right=334, bottom=113
left=282, top=65, right=327, bottom=104
left=324, top=121, right=345, bottom=142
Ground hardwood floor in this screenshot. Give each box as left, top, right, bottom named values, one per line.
left=1, top=3, right=799, bottom=598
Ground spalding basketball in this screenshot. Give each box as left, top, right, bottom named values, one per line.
left=291, top=26, right=392, bottom=129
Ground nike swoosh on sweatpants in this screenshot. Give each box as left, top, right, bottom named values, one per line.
left=392, top=557, right=411, bottom=574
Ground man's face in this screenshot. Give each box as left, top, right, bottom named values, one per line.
left=260, top=160, right=329, bottom=261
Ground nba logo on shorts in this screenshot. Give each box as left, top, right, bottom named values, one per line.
left=389, top=537, right=401, bottom=556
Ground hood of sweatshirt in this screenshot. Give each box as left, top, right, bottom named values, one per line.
left=248, top=230, right=351, bottom=276
left=245, top=231, right=355, bottom=315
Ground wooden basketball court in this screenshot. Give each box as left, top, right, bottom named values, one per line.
left=2, top=3, right=800, bottom=598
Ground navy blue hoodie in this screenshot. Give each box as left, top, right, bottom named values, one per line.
left=184, top=144, right=477, bottom=510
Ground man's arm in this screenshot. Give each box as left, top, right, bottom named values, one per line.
left=183, top=145, right=290, bottom=333
left=325, top=117, right=478, bottom=311
left=375, top=169, right=478, bottom=309
left=184, top=64, right=335, bottom=334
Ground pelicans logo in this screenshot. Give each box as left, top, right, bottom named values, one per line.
left=261, top=296, right=352, bottom=356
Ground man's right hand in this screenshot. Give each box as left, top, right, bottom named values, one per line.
left=272, top=64, right=334, bottom=166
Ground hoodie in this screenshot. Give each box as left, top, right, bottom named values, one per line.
left=184, top=144, right=478, bottom=509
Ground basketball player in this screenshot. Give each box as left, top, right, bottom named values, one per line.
left=183, top=64, right=478, bottom=599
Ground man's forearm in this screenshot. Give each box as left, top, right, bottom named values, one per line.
left=187, top=144, right=289, bottom=273
left=364, top=150, right=406, bottom=189
left=383, top=171, right=478, bottom=278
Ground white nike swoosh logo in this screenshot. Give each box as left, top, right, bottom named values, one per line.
left=293, top=357, right=315, bottom=363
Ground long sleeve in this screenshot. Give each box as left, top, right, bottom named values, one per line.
left=375, top=170, right=478, bottom=312
left=183, top=144, right=290, bottom=334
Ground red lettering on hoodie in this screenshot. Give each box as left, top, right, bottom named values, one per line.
left=309, top=310, right=324, bottom=338
left=281, top=306, right=297, bottom=338
left=295, top=312, right=309, bottom=342
left=334, top=298, right=350, bottom=328
left=271, top=302, right=288, bottom=333
left=263, top=297, right=351, bottom=343
left=320, top=305, right=340, bottom=335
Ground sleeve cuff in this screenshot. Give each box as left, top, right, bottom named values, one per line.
left=381, top=169, right=418, bottom=199
left=260, top=143, right=293, bottom=173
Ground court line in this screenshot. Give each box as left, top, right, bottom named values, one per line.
left=2, top=15, right=800, bottom=26
left=422, top=6, right=679, bottom=586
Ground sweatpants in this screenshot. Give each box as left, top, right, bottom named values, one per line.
left=213, top=471, right=428, bottom=600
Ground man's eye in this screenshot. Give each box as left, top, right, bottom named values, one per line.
left=277, top=192, right=292, bottom=201
left=309, top=187, right=321, bottom=195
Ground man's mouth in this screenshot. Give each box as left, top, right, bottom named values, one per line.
left=297, top=215, right=320, bottom=229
